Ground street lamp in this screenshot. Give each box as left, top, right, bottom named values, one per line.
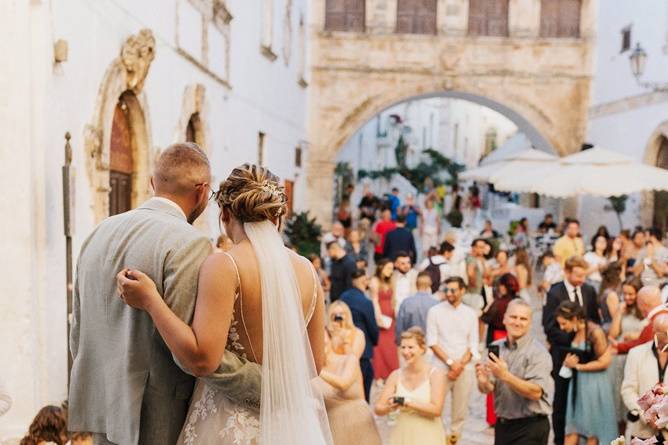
left=629, top=42, right=668, bottom=91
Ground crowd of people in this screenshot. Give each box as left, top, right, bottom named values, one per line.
left=7, top=173, right=668, bottom=445
left=310, top=186, right=668, bottom=445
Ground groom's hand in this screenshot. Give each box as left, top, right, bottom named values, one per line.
left=117, top=268, right=160, bottom=312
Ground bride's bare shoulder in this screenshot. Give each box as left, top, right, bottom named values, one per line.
left=200, top=251, right=239, bottom=279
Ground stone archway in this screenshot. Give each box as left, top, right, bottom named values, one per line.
left=641, top=121, right=668, bottom=228
left=305, top=0, right=594, bottom=224
left=84, top=29, right=155, bottom=223
left=306, top=83, right=583, bottom=223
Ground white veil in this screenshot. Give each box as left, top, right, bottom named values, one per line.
left=244, top=220, right=333, bottom=445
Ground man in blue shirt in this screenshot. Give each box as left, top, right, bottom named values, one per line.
left=340, top=269, right=379, bottom=401
left=387, top=187, right=401, bottom=220
left=395, top=272, right=440, bottom=343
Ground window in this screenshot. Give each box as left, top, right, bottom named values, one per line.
left=453, top=123, right=459, bottom=150
left=283, top=0, right=293, bottom=65
left=484, top=127, right=497, bottom=155
left=284, top=180, right=295, bottom=218
left=324, top=0, right=365, bottom=32
left=468, top=0, right=508, bottom=37
left=186, top=113, right=202, bottom=144
left=540, top=0, right=581, bottom=38
left=295, top=145, right=302, bottom=168
left=396, top=0, right=437, bottom=35
left=258, top=132, right=266, bottom=166
left=176, top=0, right=232, bottom=83
left=297, top=13, right=308, bottom=87
left=261, top=0, right=277, bottom=60
left=621, top=26, right=631, bottom=53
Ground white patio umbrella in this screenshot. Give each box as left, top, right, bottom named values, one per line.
left=460, top=148, right=557, bottom=183
left=493, top=146, right=668, bottom=198
left=479, top=133, right=534, bottom=166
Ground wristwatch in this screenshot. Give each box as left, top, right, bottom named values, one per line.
left=446, top=358, right=454, bottom=367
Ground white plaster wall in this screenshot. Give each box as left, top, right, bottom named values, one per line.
left=0, top=0, right=309, bottom=439
left=583, top=0, right=668, bottom=238
left=591, top=0, right=668, bottom=105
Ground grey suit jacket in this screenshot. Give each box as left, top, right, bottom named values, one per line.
left=69, top=198, right=261, bottom=445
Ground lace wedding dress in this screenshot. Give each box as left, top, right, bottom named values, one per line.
left=177, top=221, right=332, bottom=445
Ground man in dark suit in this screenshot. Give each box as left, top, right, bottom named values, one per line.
left=383, top=214, right=417, bottom=263
left=542, top=255, right=601, bottom=445
left=340, top=269, right=379, bottom=401
left=327, top=240, right=357, bottom=301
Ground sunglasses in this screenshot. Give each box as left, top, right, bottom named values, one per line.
left=443, top=288, right=458, bottom=294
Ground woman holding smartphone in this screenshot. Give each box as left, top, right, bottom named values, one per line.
left=375, top=327, right=446, bottom=445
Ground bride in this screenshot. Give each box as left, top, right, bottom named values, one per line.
left=117, top=164, right=333, bottom=445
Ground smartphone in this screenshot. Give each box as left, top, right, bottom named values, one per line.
left=392, top=396, right=405, bottom=406
left=488, top=344, right=500, bottom=359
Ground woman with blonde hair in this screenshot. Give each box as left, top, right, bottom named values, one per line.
left=319, top=306, right=381, bottom=445
left=375, top=327, right=446, bottom=445
left=326, top=300, right=366, bottom=358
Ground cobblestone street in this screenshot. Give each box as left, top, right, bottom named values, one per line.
left=373, top=384, right=495, bottom=445
left=372, top=292, right=547, bottom=445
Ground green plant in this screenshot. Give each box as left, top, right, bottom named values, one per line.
left=284, top=211, right=322, bottom=257
left=356, top=148, right=465, bottom=191
left=605, top=195, right=628, bottom=231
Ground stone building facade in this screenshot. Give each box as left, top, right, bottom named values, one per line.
left=0, top=0, right=310, bottom=438
left=306, top=0, right=596, bottom=224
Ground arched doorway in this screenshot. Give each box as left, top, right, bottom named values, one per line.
left=109, top=92, right=134, bottom=216
left=186, top=112, right=203, bottom=144
left=654, top=136, right=668, bottom=233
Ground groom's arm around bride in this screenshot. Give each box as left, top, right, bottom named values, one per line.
left=68, top=143, right=261, bottom=445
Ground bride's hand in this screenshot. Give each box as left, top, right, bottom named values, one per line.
left=116, top=269, right=160, bottom=312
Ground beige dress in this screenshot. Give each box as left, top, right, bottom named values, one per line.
left=390, top=368, right=445, bottom=445
left=318, top=356, right=381, bottom=445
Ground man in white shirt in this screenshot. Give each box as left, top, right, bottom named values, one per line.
left=393, top=253, right=417, bottom=312
left=427, top=276, right=480, bottom=445
left=622, top=313, right=668, bottom=442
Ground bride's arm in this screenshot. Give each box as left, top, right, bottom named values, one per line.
left=307, top=279, right=327, bottom=374
left=118, top=253, right=236, bottom=376
left=319, top=355, right=359, bottom=391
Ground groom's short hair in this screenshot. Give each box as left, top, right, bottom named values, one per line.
left=153, top=142, right=210, bottom=195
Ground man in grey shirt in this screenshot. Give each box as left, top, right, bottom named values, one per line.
left=476, top=299, right=553, bottom=445
left=395, top=271, right=439, bottom=342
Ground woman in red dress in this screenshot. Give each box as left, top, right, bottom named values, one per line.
left=479, top=273, right=520, bottom=426
left=369, top=258, right=399, bottom=382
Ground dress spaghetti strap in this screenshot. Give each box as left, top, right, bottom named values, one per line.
left=305, top=258, right=319, bottom=323
left=221, top=251, right=259, bottom=363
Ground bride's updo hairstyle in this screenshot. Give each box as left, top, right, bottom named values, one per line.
left=215, top=163, right=288, bottom=223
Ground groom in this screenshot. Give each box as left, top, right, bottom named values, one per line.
left=69, top=143, right=261, bottom=445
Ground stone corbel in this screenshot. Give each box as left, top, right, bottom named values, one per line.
left=120, top=29, right=156, bottom=94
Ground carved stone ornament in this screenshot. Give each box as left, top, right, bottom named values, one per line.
left=121, top=29, right=156, bottom=93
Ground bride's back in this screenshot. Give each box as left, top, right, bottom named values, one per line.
left=224, top=240, right=317, bottom=364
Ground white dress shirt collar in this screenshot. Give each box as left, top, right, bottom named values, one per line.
left=153, top=197, right=187, bottom=220
left=563, top=280, right=582, bottom=305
